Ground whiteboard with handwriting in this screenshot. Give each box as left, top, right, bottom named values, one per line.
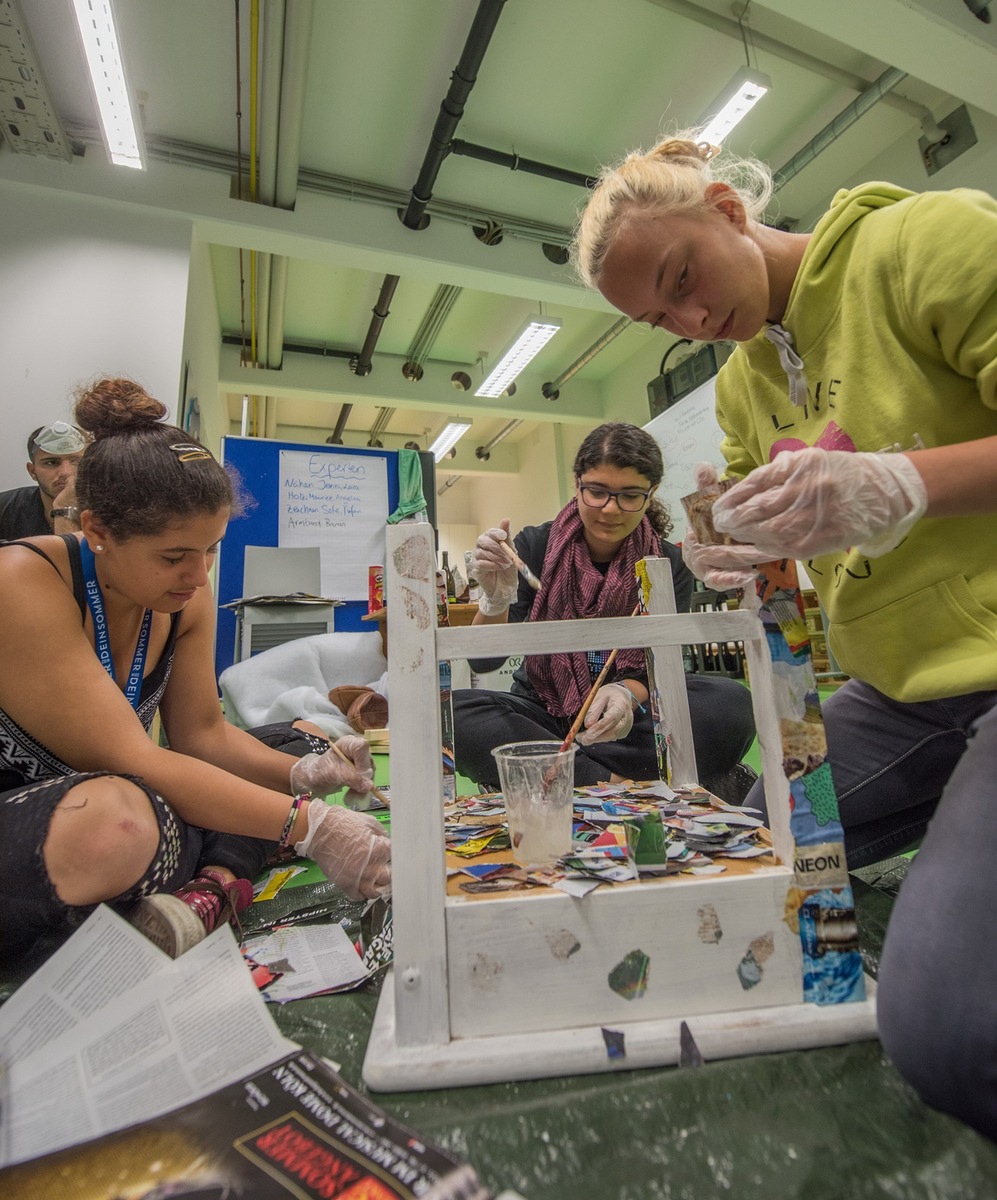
left=278, top=448, right=388, bottom=601
left=644, top=377, right=725, bottom=538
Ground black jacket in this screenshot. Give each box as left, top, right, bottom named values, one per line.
left=468, top=521, right=694, bottom=697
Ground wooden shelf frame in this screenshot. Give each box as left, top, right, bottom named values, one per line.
left=363, top=525, right=875, bottom=1091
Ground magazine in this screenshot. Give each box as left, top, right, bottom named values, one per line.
left=1, top=1048, right=492, bottom=1199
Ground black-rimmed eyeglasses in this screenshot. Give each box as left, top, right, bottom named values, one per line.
left=578, top=484, right=653, bottom=513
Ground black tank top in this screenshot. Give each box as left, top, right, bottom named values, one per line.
left=0, top=536, right=180, bottom=786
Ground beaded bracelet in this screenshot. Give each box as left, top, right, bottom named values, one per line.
left=279, top=792, right=310, bottom=849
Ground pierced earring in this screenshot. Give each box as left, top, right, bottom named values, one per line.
left=94, top=544, right=104, bottom=552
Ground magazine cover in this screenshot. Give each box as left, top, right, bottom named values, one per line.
left=2, top=1049, right=490, bottom=1200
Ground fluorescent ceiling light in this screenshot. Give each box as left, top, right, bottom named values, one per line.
left=429, top=420, right=472, bottom=462
left=70, top=0, right=144, bottom=169
left=475, top=316, right=562, bottom=398
left=698, top=67, right=771, bottom=146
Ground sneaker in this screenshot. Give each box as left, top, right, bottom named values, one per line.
left=130, top=869, right=254, bottom=957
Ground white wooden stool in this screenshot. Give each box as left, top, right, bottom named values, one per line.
left=363, top=524, right=876, bottom=1091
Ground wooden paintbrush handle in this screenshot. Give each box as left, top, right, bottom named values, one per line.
left=500, top=540, right=541, bottom=590
left=329, top=740, right=390, bottom=807
left=559, top=649, right=620, bottom=753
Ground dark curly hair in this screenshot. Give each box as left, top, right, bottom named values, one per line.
left=73, top=377, right=239, bottom=538
left=572, top=422, right=672, bottom=538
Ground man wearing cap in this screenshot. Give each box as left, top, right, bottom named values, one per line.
left=0, top=422, right=87, bottom=540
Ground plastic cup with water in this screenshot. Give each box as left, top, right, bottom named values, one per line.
left=491, top=740, right=577, bottom=868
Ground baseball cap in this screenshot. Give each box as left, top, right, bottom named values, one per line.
left=31, top=422, right=87, bottom=456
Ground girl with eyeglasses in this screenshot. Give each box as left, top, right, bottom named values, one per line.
left=452, top=421, right=756, bottom=801
left=574, top=135, right=997, bottom=1142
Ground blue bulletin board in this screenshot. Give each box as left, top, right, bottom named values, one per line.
left=215, top=436, right=435, bottom=679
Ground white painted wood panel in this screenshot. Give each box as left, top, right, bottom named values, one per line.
left=384, top=525, right=450, bottom=1046
left=364, top=974, right=878, bottom=1092
left=445, top=870, right=801, bottom=1037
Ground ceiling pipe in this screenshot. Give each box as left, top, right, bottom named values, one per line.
left=403, top=284, right=463, bottom=381
left=329, top=405, right=352, bottom=445
left=772, top=66, right=908, bottom=191
left=646, top=0, right=939, bottom=124
left=222, top=334, right=354, bottom=359
left=438, top=474, right=463, bottom=495
left=368, top=407, right=395, bottom=446
left=352, top=273, right=400, bottom=377
left=400, top=0, right=507, bottom=230
left=450, top=140, right=597, bottom=190
left=542, top=317, right=631, bottom=400
left=274, top=0, right=314, bottom=209
left=67, top=121, right=573, bottom=247
left=475, top=419, right=522, bottom=461
left=258, top=0, right=284, bottom=207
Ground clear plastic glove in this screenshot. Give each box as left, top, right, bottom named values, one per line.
left=471, top=518, right=519, bottom=616
left=713, top=448, right=928, bottom=559
left=289, top=735, right=374, bottom=797
left=294, top=800, right=391, bottom=900
left=575, top=683, right=635, bottom=746
left=681, top=527, right=763, bottom=590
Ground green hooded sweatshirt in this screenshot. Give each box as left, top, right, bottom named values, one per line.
left=716, top=182, right=997, bottom=701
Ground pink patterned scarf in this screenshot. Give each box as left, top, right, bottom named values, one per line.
left=525, top=499, right=657, bottom=717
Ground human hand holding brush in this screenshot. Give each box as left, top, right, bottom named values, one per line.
left=470, top=519, right=521, bottom=615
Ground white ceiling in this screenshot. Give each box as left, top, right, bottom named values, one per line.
left=3, top=0, right=996, bottom=463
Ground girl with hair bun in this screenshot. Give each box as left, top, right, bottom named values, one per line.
left=453, top=421, right=756, bottom=799
left=576, top=134, right=997, bottom=1141
left=0, top=378, right=389, bottom=962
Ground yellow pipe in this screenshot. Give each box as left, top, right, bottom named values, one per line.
left=249, top=0, right=260, bottom=419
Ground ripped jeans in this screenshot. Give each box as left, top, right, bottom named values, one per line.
left=0, top=720, right=329, bottom=963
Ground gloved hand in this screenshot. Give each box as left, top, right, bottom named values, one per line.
left=712, top=448, right=928, bottom=559
left=680, top=462, right=762, bottom=590
left=471, top=518, right=520, bottom=616
left=681, top=527, right=763, bottom=590
left=575, top=683, right=635, bottom=746
left=294, top=800, right=391, bottom=900
left=289, top=735, right=374, bottom=797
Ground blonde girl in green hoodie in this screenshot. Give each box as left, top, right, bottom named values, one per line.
left=574, top=135, right=997, bottom=1143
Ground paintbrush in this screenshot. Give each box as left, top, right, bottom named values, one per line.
left=329, top=740, right=391, bottom=807
left=557, top=649, right=621, bottom=754
left=557, top=602, right=643, bottom=755
left=500, top=540, right=541, bottom=591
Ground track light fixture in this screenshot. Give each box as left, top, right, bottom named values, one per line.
left=475, top=316, right=562, bottom=398
left=428, top=420, right=472, bottom=462
left=698, top=66, right=771, bottom=146
left=70, top=0, right=144, bottom=169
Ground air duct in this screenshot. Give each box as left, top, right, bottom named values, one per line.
left=475, top=419, right=522, bottom=461
left=542, top=317, right=631, bottom=401
left=772, top=67, right=907, bottom=191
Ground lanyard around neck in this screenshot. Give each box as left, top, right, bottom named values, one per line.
left=79, top=538, right=153, bottom=712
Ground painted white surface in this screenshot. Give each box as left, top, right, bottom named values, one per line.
left=364, top=973, right=878, bottom=1092
left=445, top=871, right=801, bottom=1037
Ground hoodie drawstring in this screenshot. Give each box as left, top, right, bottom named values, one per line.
left=764, top=324, right=809, bottom=407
